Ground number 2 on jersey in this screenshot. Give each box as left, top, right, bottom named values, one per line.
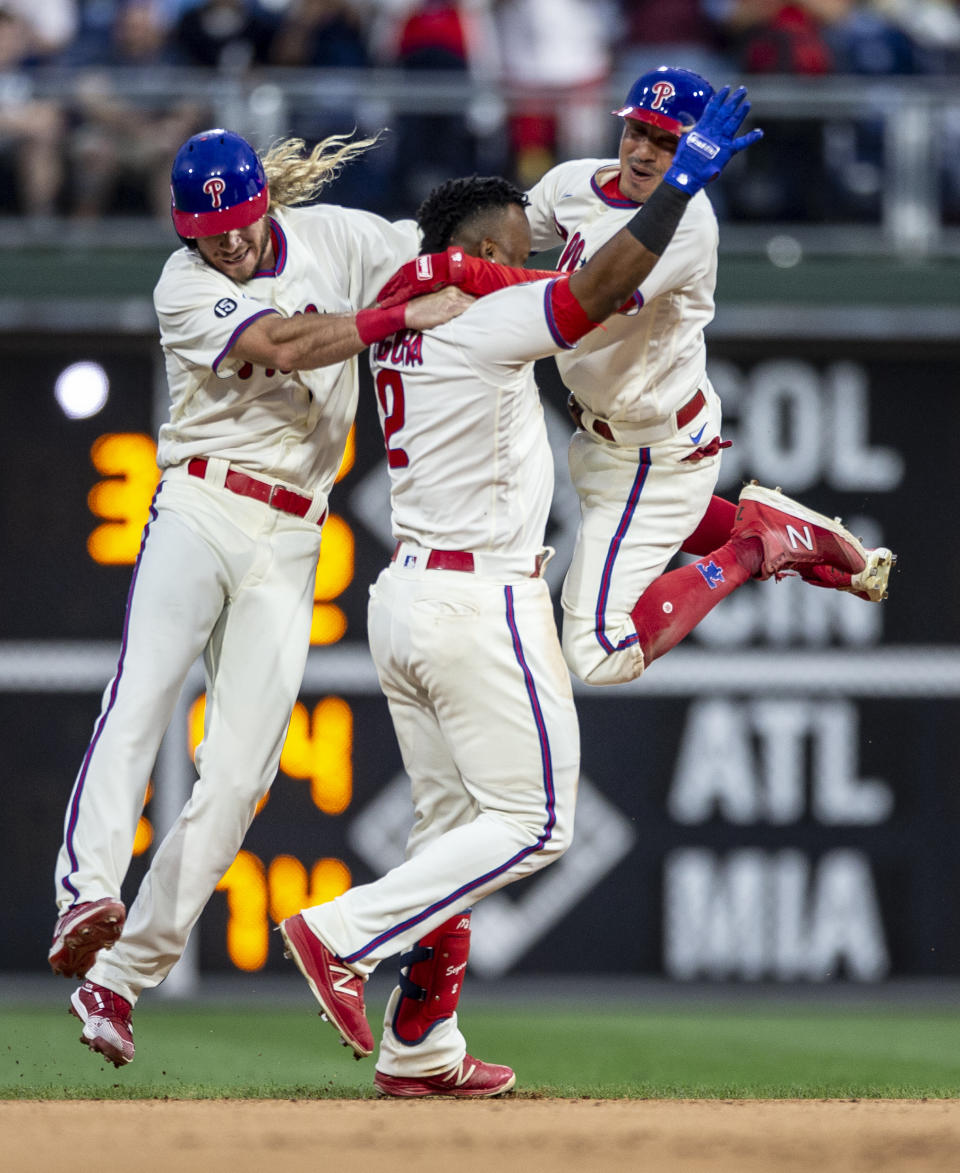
left=375, top=369, right=410, bottom=468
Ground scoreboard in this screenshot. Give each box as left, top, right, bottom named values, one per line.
left=3, top=328, right=960, bottom=986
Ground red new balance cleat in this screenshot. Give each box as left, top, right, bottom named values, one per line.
left=70, top=980, right=135, bottom=1067
left=48, top=898, right=125, bottom=978
left=732, top=482, right=869, bottom=581
left=374, top=1055, right=516, bottom=1098
left=279, top=914, right=374, bottom=1058
left=799, top=546, right=897, bottom=602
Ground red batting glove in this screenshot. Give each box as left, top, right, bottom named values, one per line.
left=376, top=247, right=466, bottom=308
left=377, top=247, right=563, bottom=308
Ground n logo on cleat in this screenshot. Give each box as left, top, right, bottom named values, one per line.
left=442, top=1060, right=477, bottom=1087
left=786, top=524, right=814, bottom=551
left=332, top=966, right=358, bottom=996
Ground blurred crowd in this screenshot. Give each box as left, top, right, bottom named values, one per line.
left=1, top=0, right=959, bottom=224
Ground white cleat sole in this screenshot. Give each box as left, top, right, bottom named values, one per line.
left=848, top=546, right=896, bottom=602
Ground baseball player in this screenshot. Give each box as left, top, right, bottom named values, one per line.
left=379, top=67, right=895, bottom=680
left=278, top=89, right=865, bottom=1097
left=47, top=128, right=470, bottom=1067
left=525, top=65, right=895, bottom=683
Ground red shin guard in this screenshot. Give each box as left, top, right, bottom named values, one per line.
left=630, top=540, right=759, bottom=666
left=392, top=913, right=472, bottom=1045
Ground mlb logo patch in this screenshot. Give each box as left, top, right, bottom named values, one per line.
left=403, top=554, right=418, bottom=568
left=696, top=560, right=725, bottom=589
left=415, top=256, right=433, bottom=282
left=214, top=298, right=237, bottom=318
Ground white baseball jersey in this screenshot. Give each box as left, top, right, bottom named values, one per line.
left=369, top=280, right=570, bottom=556
left=525, top=158, right=718, bottom=431
left=155, top=204, right=420, bottom=498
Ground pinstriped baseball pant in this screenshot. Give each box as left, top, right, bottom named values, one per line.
left=561, top=415, right=723, bottom=686
left=300, top=559, right=580, bottom=1075
left=55, top=474, right=322, bottom=1004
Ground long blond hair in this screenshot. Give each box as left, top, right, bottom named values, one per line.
left=262, top=133, right=381, bottom=210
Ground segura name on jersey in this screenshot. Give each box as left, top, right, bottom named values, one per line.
left=374, top=329, right=424, bottom=369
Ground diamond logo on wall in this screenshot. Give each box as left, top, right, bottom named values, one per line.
left=347, top=773, right=636, bottom=978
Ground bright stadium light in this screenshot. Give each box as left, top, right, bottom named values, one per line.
left=54, top=361, right=110, bottom=419
left=766, top=234, right=803, bottom=269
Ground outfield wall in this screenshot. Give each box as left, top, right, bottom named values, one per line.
left=1, top=302, right=957, bottom=988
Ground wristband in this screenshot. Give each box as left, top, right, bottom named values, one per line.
left=625, top=182, right=692, bottom=255
left=355, top=304, right=407, bottom=345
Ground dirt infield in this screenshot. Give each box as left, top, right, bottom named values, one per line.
left=4, top=1098, right=959, bottom=1172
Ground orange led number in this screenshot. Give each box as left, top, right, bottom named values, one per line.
left=217, top=851, right=352, bottom=971
left=87, top=433, right=161, bottom=565
left=281, top=697, right=353, bottom=814
left=312, top=515, right=354, bottom=644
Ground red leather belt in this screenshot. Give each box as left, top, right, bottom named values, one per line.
left=567, top=387, right=706, bottom=440
left=391, top=544, right=550, bottom=577
left=675, top=387, right=706, bottom=430
left=187, top=459, right=326, bottom=526
left=392, top=543, right=474, bottom=571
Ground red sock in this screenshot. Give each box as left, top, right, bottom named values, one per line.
left=631, top=538, right=761, bottom=666
left=682, top=495, right=737, bottom=557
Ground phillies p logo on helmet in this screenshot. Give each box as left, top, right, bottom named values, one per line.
left=650, top=80, right=676, bottom=110
left=203, top=177, right=226, bottom=208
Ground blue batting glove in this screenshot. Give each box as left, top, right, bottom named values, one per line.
left=663, top=85, right=764, bottom=195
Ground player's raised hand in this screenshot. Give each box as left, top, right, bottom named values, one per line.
left=402, top=285, right=475, bottom=331
left=664, top=85, right=763, bottom=194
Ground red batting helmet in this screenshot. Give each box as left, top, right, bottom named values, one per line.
left=170, top=129, right=268, bottom=238
left=613, top=66, right=714, bottom=135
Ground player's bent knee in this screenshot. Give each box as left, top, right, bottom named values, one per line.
left=534, top=807, right=575, bottom=864
left=520, top=830, right=570, bottom=876
left=561, top=619, right=646, bottom=687
left=545, top=824, right=573, bottom=860
left=508, top=809, right=573, bottom=873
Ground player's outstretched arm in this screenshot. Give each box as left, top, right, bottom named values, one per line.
left=376, top=245, right=558, bottom=308
left=230, top=287, right=473, bottom=370
left=568, top=85, right=763, bottom=326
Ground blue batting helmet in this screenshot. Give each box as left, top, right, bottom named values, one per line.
left=612, top=66, right=714, bottom=136
left=170, top=129, right=268, bottom=238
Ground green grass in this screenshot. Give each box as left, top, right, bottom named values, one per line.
left=3, top=1000, right=959, bottom=1100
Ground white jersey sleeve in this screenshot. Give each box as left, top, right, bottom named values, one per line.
left=302, top=205, right=421, bottom=310
left=525, top=159, right=614, bottom=253
left=442, top=278, right=576, bottom=373
left=154, top=251, right=277, bottom=379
